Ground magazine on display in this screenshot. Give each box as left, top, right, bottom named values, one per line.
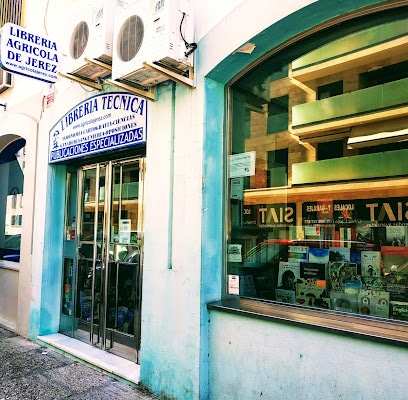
left=328, top=262, right=357, bottom=292
left=390, top=301, right=408, bottom=321
left=288, top=246, right=309, bottom=263
left=300, top=262, right=326, bottom=281
left=361, top=251, right=381, bottom=277
left=275, top=289, right=296, bottom=304
left=384, top=273, right=408, bottom=302
left=330, top=292, right=359, bottom=313
left=308, top=247, right=330, bottom=264
left=296, top=278, right=329, bottom=308
left=329, top=247, right=350, bottom=262
left=357, top=290, right=390, bottom=318
left=277, top=261, right=300, bottom=291
left=344, top=279, right=362, bottom=294
left=385, top=226, right=407, bottom=246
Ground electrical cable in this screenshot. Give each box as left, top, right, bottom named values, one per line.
left=179, top=12, right=197, bottom=57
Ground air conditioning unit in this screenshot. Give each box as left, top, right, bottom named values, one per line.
left=112, top=0, right=195, bottom=88
left=63, top=0, right=114, bottom=81
left=0, top=69, right=13, bottom=94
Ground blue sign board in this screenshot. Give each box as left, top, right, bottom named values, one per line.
left=0, top=23, right=60, bottom=83
left=49, top=92, right=148, bottom=163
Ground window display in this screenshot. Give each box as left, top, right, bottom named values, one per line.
left=227, top=15, right=408, bottom=325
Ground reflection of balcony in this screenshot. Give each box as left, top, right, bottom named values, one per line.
left=291, top=78, right=408, bottom=136
left=292, top=149, right=408, bottom=184
left=292, top=20, right=408, bottom=82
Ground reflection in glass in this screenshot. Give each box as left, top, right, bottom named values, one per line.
left=227, top=16, right=408, bottom=323
left=0, top=143, right=25, bottom=261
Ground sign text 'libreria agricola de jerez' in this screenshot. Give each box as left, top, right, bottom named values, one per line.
left=0, top=23, right=59, bottom=83
left=48, top=93, right=147, bottom=163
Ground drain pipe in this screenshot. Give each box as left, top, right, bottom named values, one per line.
left=167, top=81, right=176, bottom=270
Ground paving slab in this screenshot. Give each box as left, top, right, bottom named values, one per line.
left=0, top=327, right=158, bottom=400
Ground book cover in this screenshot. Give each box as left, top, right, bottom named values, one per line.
left=356, top=222, right=372, bottom=244
left=381, top=245, right=408, bottom=274
left=360, top=275, right=384, bottom=291
left=361, top=251, right=381, bottom=277
left=308, top=247, right=330, bottom=264
left=390, top=301, right=408, bottom=321
left=344, top=279, right=362, bottom=294
left=288, top=246, right=308, bottom=263
left=296, top=278, right=329, bottom=308
left=277, top=261, right=300, bottom=291
left=329, top=247, right=350, bottom=262
left=384, top=274, right=408, bottom=302
left=339, top=227, right=352, bottom=248
left=385, top=225, right=406, bottom=246
left=358, top=290, right=390, bottom=318
left=330, top=292, right=359, bottom=313
left=275, top=289, right=296, bottom=304
left=300, top=261, right=326, bottom=281
left=328, top=262, right=357, bottom=292
left=319, top=225, right=335, bottom=248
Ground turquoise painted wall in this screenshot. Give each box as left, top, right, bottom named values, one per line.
left=30, top=164, right=66, bottom=339
left=202, top=1, right=408, bottom=399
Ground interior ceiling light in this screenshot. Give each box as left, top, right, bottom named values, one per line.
left=234, top=42, right=256, bottom=54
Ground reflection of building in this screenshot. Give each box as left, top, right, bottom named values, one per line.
left=5, top=193, right=23, bottom=236
left=1, top=1, right=408, bottom=400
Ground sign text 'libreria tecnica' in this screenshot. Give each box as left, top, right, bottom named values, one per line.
left=49, top=93, right=147, bottom=163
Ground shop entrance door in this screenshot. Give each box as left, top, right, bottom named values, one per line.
left=74, top=159, right=144, bottom=363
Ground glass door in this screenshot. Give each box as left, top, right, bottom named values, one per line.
left=67, top=159, right=144, bottom=363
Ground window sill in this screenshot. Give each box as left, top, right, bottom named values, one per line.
left=208, top=297, right=408, bottom=347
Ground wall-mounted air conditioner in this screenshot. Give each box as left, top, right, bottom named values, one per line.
left=111, top=0, right=195, bottom=88
left=63, top=0, right=114, bottom=81
left=0, top=68, right=14, bottom=94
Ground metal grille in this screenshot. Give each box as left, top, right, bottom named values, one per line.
left=70, top=21, right=89, bottom=59
left=118, top=15, right=144, bottom=62
left=1, top=0, right=23, bottom=27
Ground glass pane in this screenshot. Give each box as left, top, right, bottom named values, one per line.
left=62, top=258, right=74, bottom=316
left=76, top=259, right=102, bottom=324
left=80, top=167, right=105, bottom=244
left=227, top=17, right=408, bottom=323
left=110, top=162, right=139, bottom=254
left=0, top=143, right=25, bottom=262
left=106, top=260, right=139, bottom=334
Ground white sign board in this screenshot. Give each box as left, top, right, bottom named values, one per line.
left=229, top=151, right=256, bottom=178
left=49, top=92, right=147, bottom=163
left=119, top=219, right=131, bottom=244
left=0, top=23, right=60, bottom=83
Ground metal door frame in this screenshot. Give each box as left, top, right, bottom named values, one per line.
left=74, top=157, right=145, bottom=362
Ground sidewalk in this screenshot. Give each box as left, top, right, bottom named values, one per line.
left=0, top=326, right=158, bottom=400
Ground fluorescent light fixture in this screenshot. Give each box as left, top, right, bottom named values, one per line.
left=347, top=128, right=408, bottom=148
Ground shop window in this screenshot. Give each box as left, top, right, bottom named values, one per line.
left=0, top=139, right=25, bottom=262
left=317, top=140, right=344, bottom=160
left=226, top=14, right=408, bottom=331
left=317, top=81, right=343, bottom=99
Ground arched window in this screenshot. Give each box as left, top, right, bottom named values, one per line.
left=227, top=11, right=408, bottom=323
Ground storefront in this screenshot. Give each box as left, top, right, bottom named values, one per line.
left=202, top=1, right=408, bottom=399
left=46, top=92, right=147, bottom=363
